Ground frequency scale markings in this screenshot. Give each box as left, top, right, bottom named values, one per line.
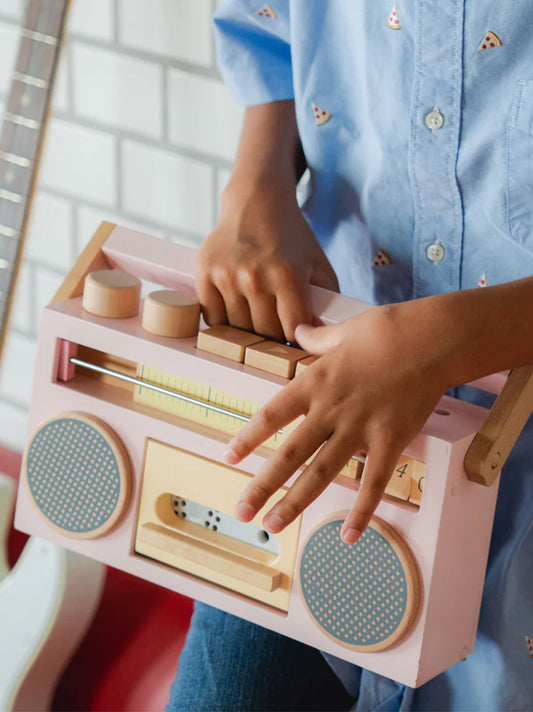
left=69, top=356, right=360, bottom=478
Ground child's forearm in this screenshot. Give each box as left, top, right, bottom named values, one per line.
left=194, top=99, right=336, bottom=341
left=394, top=277, right=533, bottom=388
left=226, top=100, right=305, bottom=199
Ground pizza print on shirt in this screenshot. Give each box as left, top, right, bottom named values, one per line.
left=372, top=249, right=392, bottom=267
left=311, top=102, right=332, bottom=126
left=256, top=6, right=276, bottom=18
left=525, top=636, right=533, bottom=658
left=385, top=5, right=401, bottom=30
left=477, top=31, right=502, bottom=51
left=477, top=273, right=488, bottom=287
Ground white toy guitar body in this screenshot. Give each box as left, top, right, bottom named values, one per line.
left=0, top=472, right=104, bottom=711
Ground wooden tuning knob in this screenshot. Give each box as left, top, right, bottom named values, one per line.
left=142, top=289, right=200, bottom=337
left=82, top=269, right=141, bottom=318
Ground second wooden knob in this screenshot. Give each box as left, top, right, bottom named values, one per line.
left=142, top=289, right=200, bottom=337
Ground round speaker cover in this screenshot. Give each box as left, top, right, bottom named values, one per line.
left=299, top=515, right=420, bottom=652
left=24, top=412, right=131, bottom=538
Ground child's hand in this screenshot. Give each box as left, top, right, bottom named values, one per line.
left=223, top=302, right=452, bottom=543
left=195, top=182, right=338, bottom=343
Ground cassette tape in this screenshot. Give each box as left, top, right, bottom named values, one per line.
left=15, top=222, right=532, bottom=687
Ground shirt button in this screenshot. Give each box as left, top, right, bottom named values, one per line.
left=426, top=240, right=445, bottom=264
left=425, top=107, right=444, bottom=132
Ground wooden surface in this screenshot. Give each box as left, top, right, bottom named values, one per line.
left=465, top=364, right=533, bottom=485
left=52, top=221, right=115, bottom=304
left=196, top=325, right=265, bottom=362
left=82, top=269, right=141, bottom=319
left=138, top=522, right=282, bottom=593
left=295, top=355, right=319, bottom=374
left=135, top=439, right=301, bottom=612
left=142, top=289, right=200, bottom=338
left=244, top=340, right=309, bottom=378
left=15, top=227, right=514, bottom=686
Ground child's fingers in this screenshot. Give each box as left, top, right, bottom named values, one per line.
left=234, top=418, right=330, bottom=522
left=340, top=445, right=402, bottom=544
left=247, top=292, right=285, bottom=341
left=223, top=386, right=308, bottom=465
left=275, top=281, right=313, bottom=343
left=196, top=277, right=227, bottom=326
left=222, top=291, right=253, bottom=332
left=295, top=322, right=344, bottom=355
left=261, top=433, right=357, bottom=532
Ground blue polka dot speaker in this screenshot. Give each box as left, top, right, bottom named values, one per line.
left=14, top=223, right=515, bottom=689
left=299, top=515, right=420, bottom=653
left=23, top=412, right=132, bottom=539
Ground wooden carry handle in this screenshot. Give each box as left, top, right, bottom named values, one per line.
left=464, top=364, right=533, bottom=486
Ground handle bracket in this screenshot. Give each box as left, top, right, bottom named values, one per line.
left=464, top=365, right=533, bottom=485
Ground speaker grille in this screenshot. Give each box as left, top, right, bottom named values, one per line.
left=25, top=413, right=130, bottom=538
left=299, top=516, right=420, bottom=652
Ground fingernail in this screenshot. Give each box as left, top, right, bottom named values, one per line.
left=341, top=527, right=362, bottom=545
left=222, top=446, right=240, bottom=465
left=235, top=501, right=256, bottom=521
left=264, top=513, right=284, bottom=533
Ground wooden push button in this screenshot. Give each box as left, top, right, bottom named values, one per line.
left=197, top=325, right=265, bottom=362
left=83, top=269, right=141, bottom=318
left=338, top=457, right=364, bottom=481
left=142, top=289, right=200, bottom=338
left=244, top=341, right=309, bottom=379
left=385, top=457, right=416, bottom=501
left=409, top=461, right=426, bottom=505
left=295, top=355, right=319, bottom=375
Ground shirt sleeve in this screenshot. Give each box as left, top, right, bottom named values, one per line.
left=213, top=1, right=294, bottom=106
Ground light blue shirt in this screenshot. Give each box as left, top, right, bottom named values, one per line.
left=214, top=2, right=533, bottom=710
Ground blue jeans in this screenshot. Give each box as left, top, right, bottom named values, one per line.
left=166, top=601, right=354, bottom=712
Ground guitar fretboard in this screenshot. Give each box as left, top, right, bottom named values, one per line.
left=0, top=0, right=69, bottom=357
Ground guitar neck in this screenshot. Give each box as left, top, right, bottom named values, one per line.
left=0, top=0, right=69, bottom=362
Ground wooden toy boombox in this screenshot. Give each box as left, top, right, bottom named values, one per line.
left=14, top=222, right=533, bottom=688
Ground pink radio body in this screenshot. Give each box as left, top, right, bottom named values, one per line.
left=14, top=224, right=502, bottom=688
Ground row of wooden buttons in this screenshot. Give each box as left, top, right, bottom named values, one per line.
left=196, top=324, right=317, bottom=379
left=339, top=454, right=425, bottom=507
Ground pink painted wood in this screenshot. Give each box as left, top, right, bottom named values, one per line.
left=15, top=225, right=502, bottom=688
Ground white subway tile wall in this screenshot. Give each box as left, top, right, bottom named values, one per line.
left=0, top=0, right=244, bottom=450
left=168, top=69, right=242, bottom=160
left=0, top=332, right=37, bottom=407
left=72, top=45, right=163, bottom=138
left=34, top=268, right=68, bottom=319
left=40, top=119, right=118, bottom=205
left=0, top=24, right=19, bottom=93
left=69, top=0, right=115, bottom=41
left=26, top=192, right=74, bottom=271
left=118, top=0, right=213, bottom=66
left=0, top=0, right=22, bottom=18
left=10, top=264, right=31, bottom=334
left=121, top=139, right=213, bottom=234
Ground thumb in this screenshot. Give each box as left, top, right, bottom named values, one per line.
left=295, top=322, right=344, bottom=355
